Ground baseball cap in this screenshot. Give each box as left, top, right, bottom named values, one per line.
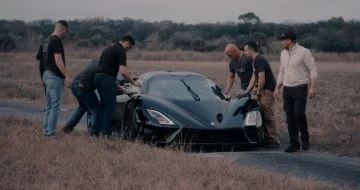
left=278, top=31, right=297, bottom=41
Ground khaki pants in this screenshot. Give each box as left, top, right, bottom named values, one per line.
left=259, top=90, right=280, bottom=144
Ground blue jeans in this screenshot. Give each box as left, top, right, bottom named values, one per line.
left=64, top=82, right=101, bottom=134
left=43, top=70, right=65, bottom=136
left=94, top=73, right=116, bottom=136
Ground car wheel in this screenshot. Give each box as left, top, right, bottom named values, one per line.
left=121, top=101, right=141, bottom=141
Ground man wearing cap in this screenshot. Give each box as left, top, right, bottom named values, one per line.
left=242, top=41, right=280, bottom=149
left=274, top=31, right=318, bottom=152
left=224, top=44, right=253, bottom=95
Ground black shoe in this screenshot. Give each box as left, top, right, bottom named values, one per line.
left=284, top=145, right=300, bottom=153
left=265, top=143, right=280, bottom=149
left=63, top=126, right=73, bottom=134
left=302, top=142, right=310, bottom=151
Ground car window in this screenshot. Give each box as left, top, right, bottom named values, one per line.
left=147, top=75, right=225, bottom=101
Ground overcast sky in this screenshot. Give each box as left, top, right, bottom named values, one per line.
left=0, top=0, right=359, bottom=23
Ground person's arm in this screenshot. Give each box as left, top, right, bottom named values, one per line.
left=117, top=84, right=129, bottom=94
left=119, top=65, right=140, bottom=87
left=303, top=49, right=318, bottom=98
left=238, top=73, right=255, bottom=96
left=225, top=72, right=235, bottom=95
left=53, top=39, right=71, bottom=87
left=54, top=54, right=71, bottom=88
left=256, top=71, right=265, bottom=95
left=274, top=57, right=285, bottom=99
left=36, top=45, right=42, bottom=60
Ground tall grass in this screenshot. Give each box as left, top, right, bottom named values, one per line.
left=0, top=117, right=342, bottom=190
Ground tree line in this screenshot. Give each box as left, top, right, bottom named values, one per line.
left=0, top=13, right=359, bottom=53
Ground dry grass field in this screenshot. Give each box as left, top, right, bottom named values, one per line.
left=0, top=53, right=359, bottom=157
left=0, top=117, right=343, bottom=190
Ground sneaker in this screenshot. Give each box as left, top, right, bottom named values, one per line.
left=63, top=126, right=73, bottom=134
left=44, top=133, right=56, bottom=139
left=284, top=145, right=300, bottom=153
left=302, top=142, right=310, bottom=151
left=265, top=143, right=280, bottom=149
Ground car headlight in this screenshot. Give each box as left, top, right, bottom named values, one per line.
left=244, top=111, right=262, bottom=127
left=146, top=109, right=175, bottom=125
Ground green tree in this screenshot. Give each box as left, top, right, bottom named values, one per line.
left=0, top=34, right=16, bottom=51
left=238, top=12, right=261, bottom=37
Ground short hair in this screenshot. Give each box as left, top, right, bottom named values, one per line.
left=246, top=41, right=260, bottom=52
left=57, top=20, right=69, bottom=28
left=120, top=35, right=135, bottom=46
left=239, top=44, right=246, bottom=51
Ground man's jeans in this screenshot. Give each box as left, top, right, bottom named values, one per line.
left=43, top=70, right=65, bottom=136
left=64, top=82, right=101, bottom=135
left=94, top=73, right=116, bottom=136
left=283, top=84, right=309, bottom=148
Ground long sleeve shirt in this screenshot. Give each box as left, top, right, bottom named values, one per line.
left=277, top=43, right=318, bottom=87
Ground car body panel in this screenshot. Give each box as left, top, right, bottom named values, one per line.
left=111, top=71, right=264, bottom=146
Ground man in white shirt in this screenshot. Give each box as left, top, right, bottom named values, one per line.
left=274, top=31, right=318, bottom=153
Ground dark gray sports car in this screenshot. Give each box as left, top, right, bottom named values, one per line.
left=89, top=71, right=264, bottom=147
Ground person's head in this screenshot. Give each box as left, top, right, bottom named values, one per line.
left=278, top=30, right=297, bottom=50
left=119, top=35, right=135, bottom=51
left=239, top=44, right=246, bottom=54
left=244, top=41, right=260, bottom=58
left=224, top=43, right=241, bottom=60
left=54, top=20, right=69, bottom=38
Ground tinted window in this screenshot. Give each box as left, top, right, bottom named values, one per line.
left=147, top=75, right=225, bottom=101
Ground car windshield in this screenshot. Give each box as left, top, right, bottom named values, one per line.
left=147, top=75, right=225, bottom=101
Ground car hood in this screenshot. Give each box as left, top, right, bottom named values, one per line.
left=170, top=99, right=228, bottom=127
left=140, top=95, right=253, bottom=130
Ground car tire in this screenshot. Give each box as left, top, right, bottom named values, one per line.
left=121, top=101, right=141, bottom=141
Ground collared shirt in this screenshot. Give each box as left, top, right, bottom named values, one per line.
left=277, top=43, right=318, bottom=87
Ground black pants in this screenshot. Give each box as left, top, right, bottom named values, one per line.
left=283, top=85, right=309, bottom=148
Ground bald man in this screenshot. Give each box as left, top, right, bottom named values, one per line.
left=224, top=44, right=253, bottom=95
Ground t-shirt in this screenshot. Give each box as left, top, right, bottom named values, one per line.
left=73, top=59, right=98, bottom=90
left=97, top=43, right=126, bottom=78
left=42, top=35, right=66, bottom=78
left=229, top=55, right=253, bottom=90
left=252, top=55, right=276, bottom=91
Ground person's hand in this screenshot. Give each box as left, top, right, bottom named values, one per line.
left=65, top=76, right=72, bottom=88
left=134, top=80, right=142, bottom=88
left=274, top=88, right=280, bottom=99
left=308, top=87, right=315, bottom=98
left=253, top=94, right=260, bottom=101
left=236, top=91, right=247, bottom=98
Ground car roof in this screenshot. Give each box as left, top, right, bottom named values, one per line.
left=139, top=71, right=205, bottom=80
left=137, top=71, right=209, bottom=94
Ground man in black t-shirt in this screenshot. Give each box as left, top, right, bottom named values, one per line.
left=95, top=35, right=140, bottom=137
left=242, top=41, right=280, bottom=149
left=224, top=44, right=253, bottom=95
left=40, top=20, right=71, bottom=138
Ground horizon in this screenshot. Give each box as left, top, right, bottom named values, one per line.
left=1, top=0, right=359, bottom=24
left=2, top=16, right=359, bottom=25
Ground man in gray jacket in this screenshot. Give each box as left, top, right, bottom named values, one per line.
left=274, top=30, right=318, bottom=153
